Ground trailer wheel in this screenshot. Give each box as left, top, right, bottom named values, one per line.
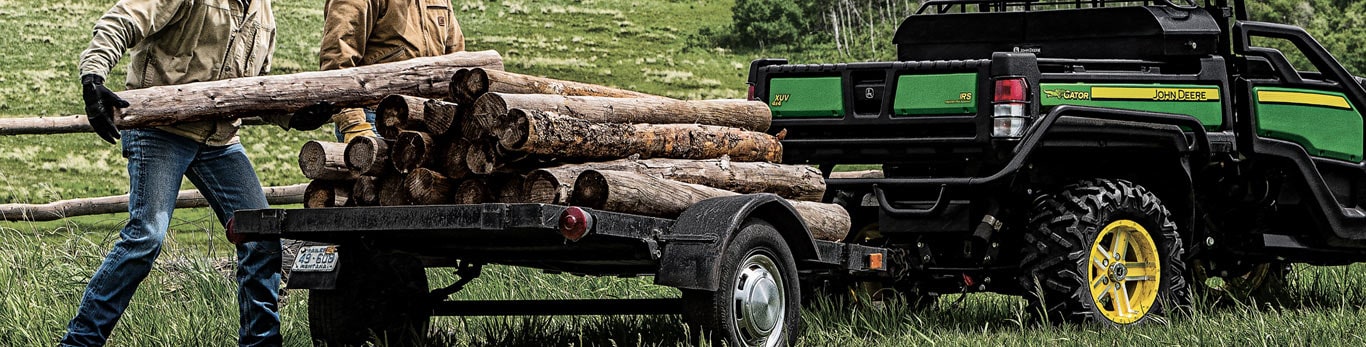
left=308, top=248, right=430, bottom=346
left=1019, top=179, right=1192, bottom=326
left=683, top=220, right=801, bottom=347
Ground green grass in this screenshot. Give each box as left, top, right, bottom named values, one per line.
left=7, top=0, right=1366, bottom=346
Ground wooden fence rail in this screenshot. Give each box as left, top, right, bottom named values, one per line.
left=0, top=184, right=307, bottom=222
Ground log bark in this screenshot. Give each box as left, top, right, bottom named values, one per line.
left=422, top=99, right=462, bottom=137
left=392, top=130, right=443, bottom=174
left=304, top=180, right=352, bottom=208
left=299, top=141, right=355, bottom=181
left=404, top=168, right=454, bottom=205
left=454, top=178, right=492, bottom=205
left=345, top=136, right=393, bottom=176
left=450, top=68, right=661, bottom=106
left=113, top=50, right=505, bottom=128
left=474, top=93, right=770, bottom=133
left=524, top=158, right=824, bottom=204
left=0, top=184, right=307, bottom=222
left=377, top=174, right=410, bottom=206
left=569, top=170, right=849, bottom=241
left=0, top=115, right=271, bottom=136
left=501, top=110, right=783, bottom=163
left=376, top=95, right=429, bottom=138
left=351, top=176, right=381, bottom=206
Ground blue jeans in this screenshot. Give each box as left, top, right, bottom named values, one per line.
left=61, top=129, right=281, bottom=347
left=333, top=108, right=379, bottom=142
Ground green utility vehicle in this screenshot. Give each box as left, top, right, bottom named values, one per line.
left=754, top=0, right=1366, bottom=326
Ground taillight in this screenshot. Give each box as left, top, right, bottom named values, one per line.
left=746, top=84, right=757, bottom=101
left=992, top=77, right=1031, bottom=138
left=558, top=207, right=594, bottom=242
left=225, top=217, right=245, bottom=245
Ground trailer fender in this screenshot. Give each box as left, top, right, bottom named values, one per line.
left=654, top=193, right=819, bottom=291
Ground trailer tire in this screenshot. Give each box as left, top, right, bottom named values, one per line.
left=308, top=248, right=430, bottom=346
left=1019, top=179, right=1192, bottom=326
left=682, top=220, right=801, bottom=347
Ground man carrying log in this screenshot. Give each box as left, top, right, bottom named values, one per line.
left=297, top=0, right=467, bottom=143
left=66, top=0, right=296, bottom=346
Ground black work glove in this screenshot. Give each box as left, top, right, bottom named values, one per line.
left=81, top=74, right=129, bottom=144
left=288, top=101, right=340, bottom=131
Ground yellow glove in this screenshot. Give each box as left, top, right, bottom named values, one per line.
left=332, top=108, right=378, bottom=143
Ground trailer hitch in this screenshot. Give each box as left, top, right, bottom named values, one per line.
left=430, top=260, right=484, bottom=302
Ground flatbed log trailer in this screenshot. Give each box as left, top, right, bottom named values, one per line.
left=230, top=0, right=1366, bottom=345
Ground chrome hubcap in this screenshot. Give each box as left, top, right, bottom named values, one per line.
left=733, top=253, right=785, bottom=347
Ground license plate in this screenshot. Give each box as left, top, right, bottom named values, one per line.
left=292, top=245, right=339, bottom=272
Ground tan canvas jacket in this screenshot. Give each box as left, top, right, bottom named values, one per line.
left=79, top=0, right=277, bottom=146
left=320, top=0, right=465, bottom=128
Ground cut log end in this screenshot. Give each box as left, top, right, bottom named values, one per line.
left=405, top=168, right=453, bottom=205
left=299, top=140, right=353, bottom=181
left=352, top=176, right=380, bottom=206
left=345, top=136, right=391, bottom=176
left=455, top=178, right=492, bottom=205
left=392, top=130, right=437, bottom=174
left=423, top=99, right=461, bottom=136
left=568, top=170, right=610, bottom=209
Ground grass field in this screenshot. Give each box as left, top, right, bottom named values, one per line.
left=5, top=0, right=1366, bottom=346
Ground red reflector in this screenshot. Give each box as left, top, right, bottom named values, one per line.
left=225, top=217, right=245, bottom=245
left=746, top=84, right=757, bottom=101
left=963, top=274, right=976, bottom=287
left=559, top=207, right=593, bottom=241
left=994, top=78, right=1028, bottom=103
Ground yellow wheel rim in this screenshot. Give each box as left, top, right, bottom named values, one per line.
left=1087, top=220, right=1161, bottom=324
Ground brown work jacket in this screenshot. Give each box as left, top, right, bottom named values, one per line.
left=319, top=0, right=465, bottom=71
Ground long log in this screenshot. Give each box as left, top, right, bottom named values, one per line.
left=304, top=180, right=352, bottom=208
left=377, top=174, right=410, bottom=206
left=352, top=176, right=381, bottom=206
left=0, top=115, right=272, bottom=136
left=113, top=50, right=505, bottom=128
left=569, top=170, right=850, bottom=241
left=392, top=130, right=442, bottom=174
left=474, top=93, right=770, bottom=132
left=404, top=168, right=453, bottom=205
left=500, top=110, right=783, bottom=163
left=423, top=99, right=462, bottom=137
left=524, top=158, right=824, bottom=205
left=376, top=95, right=429, bottom=138
left=345, top=136, right=393, bottom=176
left=0, top=184, right=308, bottom=222
left=450, top=68, right=661, bottom=106
left=299, top=141, right=355, bottom=181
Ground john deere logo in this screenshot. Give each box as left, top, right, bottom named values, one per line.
left=1044, top=89, right=1091, bottom=101
left=771, top=94, right=791, bottom=107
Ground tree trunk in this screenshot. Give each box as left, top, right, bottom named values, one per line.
left=305, top=180, right=352, bottom=208
left=569, top=170, right=849, bottom=241
left=454, top=178, right=492, bottom=205
left=422, top=99, right=462, bottom=137
left=377, top=174, right=410, bottom=206
left=345, top=136, right=393, bottom=176
left=392, top=130, right=443, bottom=174
left=474, top=93, right=770, bottom=132
left=352, top=176, right=381, bottom=206
left=450, top=68, right=661, bottom=106
left=524, top=157, right=824, bottom=204
left=113, top=50, right=504, bottom=128
left=404, top=168, right=453, bottom=205
left=0, top=184, right=307, bottom=222
left=376, top=95, right=430, bottom=138
left=501, top=110, right=783, bottom=163
left=299, top=140, right=355, bottom=181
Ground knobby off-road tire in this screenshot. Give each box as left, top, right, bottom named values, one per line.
left=308, top=248, right=431, bottom=346
left=1019, top=179, right=1193, bottom=325
left=682, top=220, right=801, bottom=347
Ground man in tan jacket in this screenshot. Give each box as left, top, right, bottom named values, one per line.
left=68, top=0, right=288, bottom=346
left=317, top=0, right=466, bottom=142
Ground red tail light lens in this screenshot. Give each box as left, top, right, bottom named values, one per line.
left=994, top=78, right=1028, bottom=103
left=225, top=217, right=245, bottom=245
left=558, top=207, right=594, bottom=242
left=746, top=84, right=757, bottom=101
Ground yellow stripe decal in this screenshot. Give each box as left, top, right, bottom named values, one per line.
left=1257, top=90, right=1353, bottom=109
left=1091, top=87, right=1220, bottom=101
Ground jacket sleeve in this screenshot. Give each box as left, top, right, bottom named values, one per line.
left=446, top=12, right=465, bottom=53
left=79, top=0, right=191, bottom=79
left=320, top=0, right=374, bottom=71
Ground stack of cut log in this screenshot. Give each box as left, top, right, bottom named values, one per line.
left=297, top=68, right=850, bottom=241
